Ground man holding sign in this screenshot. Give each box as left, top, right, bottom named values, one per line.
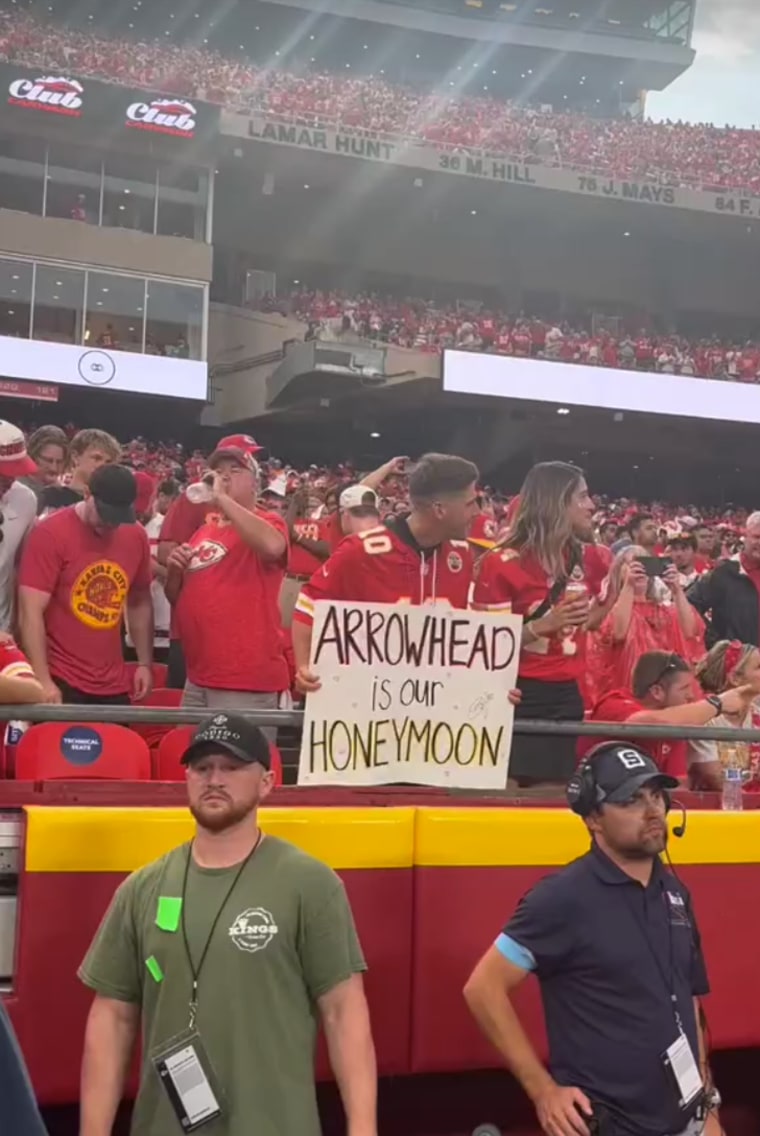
left=292, top=452, right=480, bottom=694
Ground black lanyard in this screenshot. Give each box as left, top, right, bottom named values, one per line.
left=625, top=880, right=683, bottom=1034
left=180, top=830, right=263, bottom=1029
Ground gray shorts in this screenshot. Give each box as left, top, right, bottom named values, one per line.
left=181, top=684, right=279, bottom=742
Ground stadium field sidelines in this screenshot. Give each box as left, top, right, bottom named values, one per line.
left=22, top=805, right=760, bottom=873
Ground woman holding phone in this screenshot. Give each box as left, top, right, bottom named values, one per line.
left=591, top=545, right=705, bottom=699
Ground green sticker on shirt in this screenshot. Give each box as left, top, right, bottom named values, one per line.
left=156, top=896, right=182, bottom=932
left=145, top=956, right=164, bottom=983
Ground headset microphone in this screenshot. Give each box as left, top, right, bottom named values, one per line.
left=671, top=801, right=687, bottom=839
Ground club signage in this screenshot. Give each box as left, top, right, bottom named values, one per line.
left=125, top=96, right=198, bottom=138
left=0, top=63, right=219, bottom=147
left=7, top=75, right=84, bottom=117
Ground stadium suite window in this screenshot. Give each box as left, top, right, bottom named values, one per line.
left=85, top=272, right=145, bottom=355
left=32, top=265, right=85, bottom=346
left=44, top=142, right=103, bottom=225
left=156, top=164, right=208, bottom=241
left=145, top=280, right=203, bottom=360
left=102, top=154, right=158, bottom=236
left=0, top=258, right=32, bottom=339
left=0, top=136, right=45, bottom=216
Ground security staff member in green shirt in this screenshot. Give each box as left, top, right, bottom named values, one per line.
left=78, top=713, right=377, bottom=1136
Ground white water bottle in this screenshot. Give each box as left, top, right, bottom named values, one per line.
left=722, top=748, right=744, bottom=812
left=185, top=474, right=214, bottom=504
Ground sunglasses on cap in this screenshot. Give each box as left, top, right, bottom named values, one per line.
left=646, top=652, right=680, bottom=691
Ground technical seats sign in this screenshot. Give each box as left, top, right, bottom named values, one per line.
left=0, top=63, right=219, bottom=147
left=125, top=97, right=198, bottom=138
left=7, top=75, right=84, bottom=117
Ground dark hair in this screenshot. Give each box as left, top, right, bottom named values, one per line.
left=157, top=478, right=180, bottom=498
left=632, top=651, right=690, bottom=700
left=627, top=512, right=653, bottom=539
left=27, top=425, right=68, bottom=461
left=408, top=453, right=479, bottom=504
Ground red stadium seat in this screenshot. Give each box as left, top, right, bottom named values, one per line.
left=155, top=726, right=283, bottom=785
left=125, top=661, right=168, bottom=690
left=14, top=723, right=151, bottom=781
left=130, top=687, right=183, bottom=751
left=154, top=725, right=194, bottom=781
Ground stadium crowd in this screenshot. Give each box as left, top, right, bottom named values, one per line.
left=0, top=417, right=752, bottom=797
left=273, top=289, right=760, bottom=378
left=1, top=9, right=760, bottom=193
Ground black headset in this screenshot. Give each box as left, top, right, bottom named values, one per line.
left=566, top=742, right=684, bottom=836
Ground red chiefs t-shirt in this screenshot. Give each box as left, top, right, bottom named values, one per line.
left=19, top=507, right=151, bottom=694
left=175, top=510, right=290, bottom=692
left=584, top=689, right=687, bottom=778
left=473, top=544, right=606, bottom=683
left=289, top=516, right=333, bottom=577
left=160, top=494, right=217, bottom=638
left=293, top=517, right=474, bottom=626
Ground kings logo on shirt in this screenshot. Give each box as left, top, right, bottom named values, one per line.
left=71, top=561, right=129, bottom=630
left=187, top=539, right=228, bottom=572
left=228, top=907, right=279, bottom=953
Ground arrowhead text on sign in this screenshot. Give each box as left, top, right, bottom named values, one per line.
left=298, top=601, right=522, bottom=789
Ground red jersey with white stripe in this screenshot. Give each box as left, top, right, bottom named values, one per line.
left=293, top=516, right=474, bottom=625
left=473, top=544, right=608, bottom=682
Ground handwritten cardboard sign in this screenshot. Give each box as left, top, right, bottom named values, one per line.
left=298, top=601, right=522, bottom=788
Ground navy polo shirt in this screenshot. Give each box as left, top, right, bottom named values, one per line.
left=497, top=843, right=709, bottom=1136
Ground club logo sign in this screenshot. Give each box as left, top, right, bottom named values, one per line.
left=8, top=75, right=84, bottom=116
left=125, top=97, right=197, bottom=138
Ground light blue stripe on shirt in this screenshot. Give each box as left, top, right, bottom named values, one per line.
left=495, top=933, right=537, bottom=971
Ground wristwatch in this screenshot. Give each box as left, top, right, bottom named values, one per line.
left=705, top=694, right=724, bottom=716
left=705, top=1086, right=722, bottom=1111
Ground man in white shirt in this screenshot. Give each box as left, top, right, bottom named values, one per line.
left=127, top=478, right=179, bottom=664
left=0, top=422, right=39, bottom=631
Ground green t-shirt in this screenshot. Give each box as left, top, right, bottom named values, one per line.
left=79, top=835, right=366, bottom=1136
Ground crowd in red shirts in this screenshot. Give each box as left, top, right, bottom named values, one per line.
left=267, top=290, right=760, bottom=381
left=2, top=9, right=760, bottom=193
left=0, top=414, right=758, bottom=794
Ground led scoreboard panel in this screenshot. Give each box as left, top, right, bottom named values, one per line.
left=442, top=350, right=760, bottom=426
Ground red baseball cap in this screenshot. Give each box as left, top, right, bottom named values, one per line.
left=133, top=470, right=156, bottom=515
left=208, top=434, right=262, bottom=472
left=0, top=421, right=36, bottom=479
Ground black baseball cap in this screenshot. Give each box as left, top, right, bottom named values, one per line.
left=181, top=713, right=271, bottom=769
left=89, top=464, right=137, bottom=526
left=587, top=743, right=679, bottom=806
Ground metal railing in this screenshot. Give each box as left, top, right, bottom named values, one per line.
left=2, top=704, right=760, bottom=745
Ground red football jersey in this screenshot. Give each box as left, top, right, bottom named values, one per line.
left=472, top=544, right=606, bottom=683
left=582, top=689, right=687, bottom=779
left=293, top=519, right=474, bottom=625
left=288, top=516, right=333, bottom=577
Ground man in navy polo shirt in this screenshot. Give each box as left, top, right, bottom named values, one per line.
left=464, top=743, right=721, bottom=1136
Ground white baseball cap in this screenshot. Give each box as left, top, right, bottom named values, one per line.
left=0, top=422, right=36, bottom=478
left=339, top=485, right=379, bottom=511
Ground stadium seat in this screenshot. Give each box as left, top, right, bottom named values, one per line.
left=155, top=726, right=283, bottom=785
left=130, top=687, right=183, bottom=751
left=125, top=661, right=169, bottom=690
left=14, top=723, right=151, bottom=781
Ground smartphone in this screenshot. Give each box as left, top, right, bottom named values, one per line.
left=636, top=556, right=672, bottom=578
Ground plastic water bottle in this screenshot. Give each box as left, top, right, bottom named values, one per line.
left=722, top=750, right=744, bottom=812
left=185, top=475, right=214, bottom=504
